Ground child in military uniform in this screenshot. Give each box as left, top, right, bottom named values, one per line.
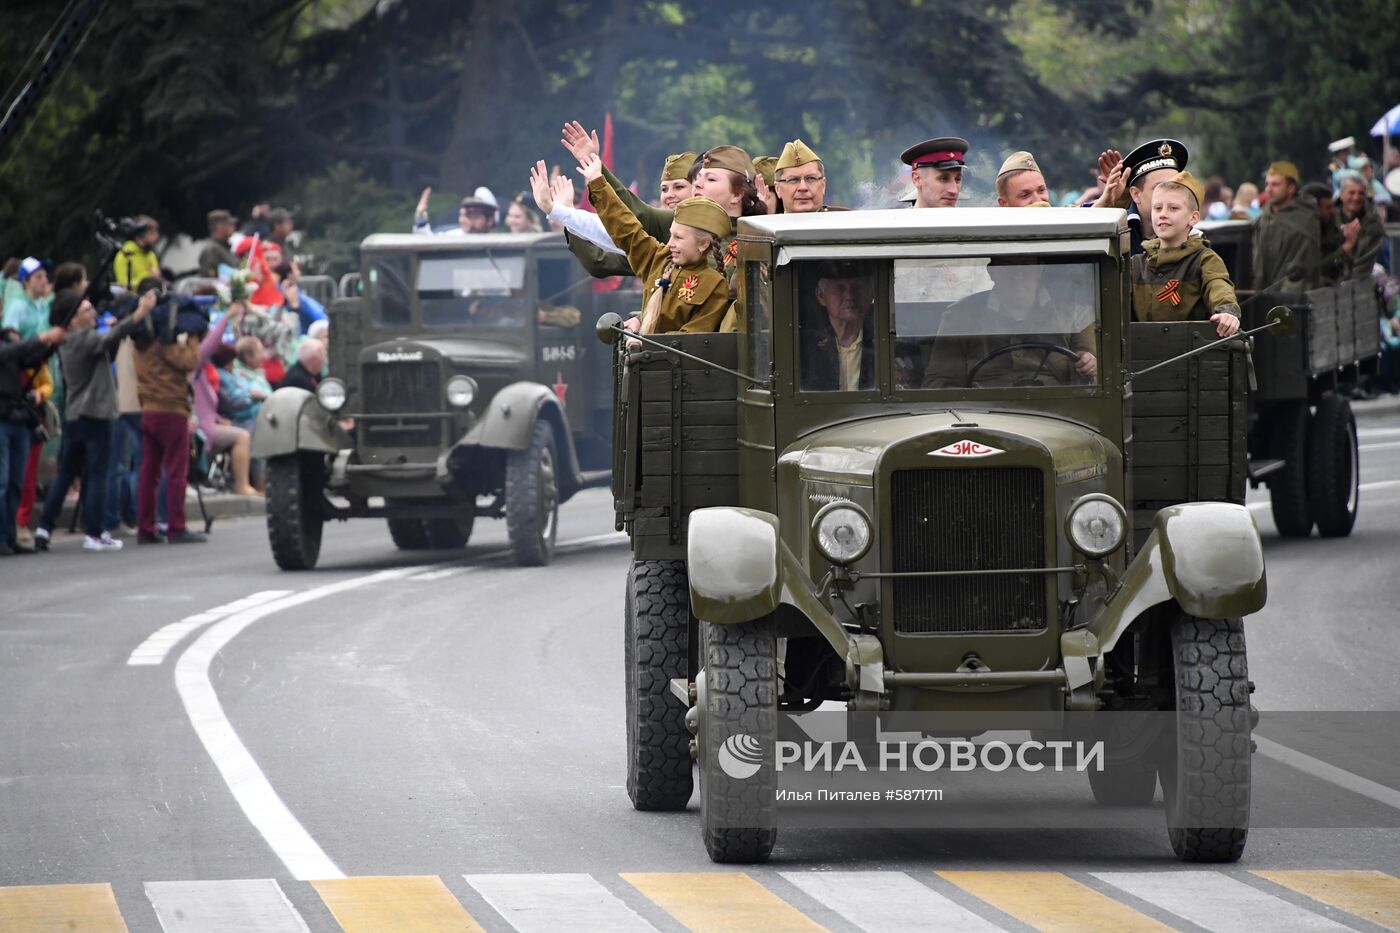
left=578, top=152, right=732, bottom=335
left=1131, top=171, right=1241, bottom=337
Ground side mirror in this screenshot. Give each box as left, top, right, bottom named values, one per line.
left=595, top=311, right=623, bottom=346
left=1264, top=305, right=1293, bottom=337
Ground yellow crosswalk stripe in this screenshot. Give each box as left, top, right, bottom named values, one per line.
left=1253, top=870, right=1400, bottom=931
left=312, top=876, right=486, bottom=932
left=0, top=883, right=129, bottom=932
left=623, top=871, right=828, bottom=933
left=939, top=870, right=1177, bottom=933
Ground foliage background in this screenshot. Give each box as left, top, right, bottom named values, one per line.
left=2, top=0, right=1397, bottom=275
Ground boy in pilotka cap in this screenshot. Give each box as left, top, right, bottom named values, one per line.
left=1130, top=170, right=1241, bottom=337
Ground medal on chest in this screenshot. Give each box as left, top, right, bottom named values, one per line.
left=1156, top=278, right=1181, bottom=306
left=676, top=274, right=699, bottom=302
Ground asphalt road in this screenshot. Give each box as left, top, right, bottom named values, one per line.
left=2, top=399, right=1398, bottom=932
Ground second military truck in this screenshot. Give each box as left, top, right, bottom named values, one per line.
left=255, top=232, right=629, bottom=569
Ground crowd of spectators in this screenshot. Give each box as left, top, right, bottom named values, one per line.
left=0, top=203, right=329, bottom=554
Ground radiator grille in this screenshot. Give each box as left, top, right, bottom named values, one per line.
left=359, top=361, right=442, bottom=448
left=889, top=467, right=1046, bottom=634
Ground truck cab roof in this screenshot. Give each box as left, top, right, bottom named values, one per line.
left=739, top=207, right=1129, bottom=246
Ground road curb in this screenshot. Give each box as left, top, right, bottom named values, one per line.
left=53, top=488, right=265, bottom=531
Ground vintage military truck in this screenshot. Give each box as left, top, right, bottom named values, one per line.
left=254, top=232, right=629, bottom=570
left=1198, top=218, right=1379, bottom=537
left=602, top=208, right=1276, bottom=864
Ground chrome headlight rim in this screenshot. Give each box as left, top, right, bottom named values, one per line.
left=1064, top=493, right=1127, bottom=558
left=445, top=374, right=478, bottom=408
left=811, top=499, right=873, bottom=565
left=315, top=377, right=347, bottom=412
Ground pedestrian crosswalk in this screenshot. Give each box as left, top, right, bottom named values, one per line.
left=0, top=869, right=1397, bottom=932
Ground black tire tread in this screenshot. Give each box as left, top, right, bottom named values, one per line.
left=265, top=454, right=323, bottom=571
left=387, top=517, right=429, bottom=550
left=1307, top=394, right=1358, bottom=538
left=625, top=560, right=693, bottom=811
left=1268, top=401, right=1313, bottom=538
left=506, top=421, right=557, bottom=566
left=424, top=515, right=473, bottom=549
left=701, top=617, right=777, bottom=864
left=1163, top=615, right=1251, bottom=863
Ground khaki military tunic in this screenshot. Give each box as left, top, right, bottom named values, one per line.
left=589, top=178, right=730, bottom=334
left=1130, top=237, right=1240, bottom=323
left=1254, top=196, right=1321, bottom=293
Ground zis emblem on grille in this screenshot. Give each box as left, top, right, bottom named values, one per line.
left=930, top=440, right=1004, bottom=458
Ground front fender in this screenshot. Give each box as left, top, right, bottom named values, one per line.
left=251, top=387, right=345, bottom=459
left=688, top=508, right=782, bottom=623
left=1091, top=502, right=1267, bottom=652
left=460, top=382, right=561, bottom=452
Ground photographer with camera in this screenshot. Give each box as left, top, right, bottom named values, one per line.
left=132, top=278, right=207, bottom=544
left=111, top=217, right=162, bottom=292
left=1, top=324, right=64, bottom=554
left=31, top=287, right=157, bottom=552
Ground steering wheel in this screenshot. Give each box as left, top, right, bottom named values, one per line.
left=965, top=341, right=1084, bottom=387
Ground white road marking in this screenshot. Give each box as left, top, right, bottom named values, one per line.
left=145, top=879, right=311, bottom=932
left=1090, top=870, right=1353, bottom=932
left=780, top=870, right=1007, bottom=932
left=1359, top=441, right=1400, bottom=452
left=174, top=568, right=429, bottom=881
left=1255, top=735, right=1400, bottom=812
left=1247, top=479, right=1400, bottom=513
left=129, top=591, right=293, bottom=666
left=1357, top=426, right=1400, bottom=438
left=465, top=873, right=656, bottom=933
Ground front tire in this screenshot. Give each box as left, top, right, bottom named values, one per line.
left=265, top=453, right=325, bottom=570
left=1306, top=393, right=1358, bottom=538
left=505, top=420, right=558, bottom=566
left=1158, top=613, right=1251, bottom=862
left=699, top=615, right=778, bottom=864
left=625, top=560, right=694, bottom=811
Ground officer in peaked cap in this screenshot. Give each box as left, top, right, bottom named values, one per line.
left=1113, top=138, right=1189, bottom=253
left=901, top=137, right=969, bottom=208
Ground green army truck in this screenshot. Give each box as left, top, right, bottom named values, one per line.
left=1198, top=218, right=1379, bottom=537
left=254, top=232, right=631, bottom=569
left=602, top=208, right=1275, bottom=864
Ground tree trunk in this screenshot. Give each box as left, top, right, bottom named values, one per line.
left=439, top=0, right=515, bottom=194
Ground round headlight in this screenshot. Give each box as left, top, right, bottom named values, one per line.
left=1065, top=494, right=1126, bottom=558
left=812, top=501, right=872, bottom=565
left=446, top=375, right=477, bottom=408
left=315, top=378, right=346, bottom=412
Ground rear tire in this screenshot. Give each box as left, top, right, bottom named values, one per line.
left=1087, top=713, right=1161, bottom=806
left=265, top=454, right=325, bottom=570
left=699, top=615, right=778, bottom=864
left=1306, top=394, right=1358, bottom=538
left=506, top=420, right=558, bottom=566
left=424, top=513, right=474, bottom=549
left=625, top=560, right=694, bottom=811
left=1158, top=613, right=1251, bottom=862
left=387, top=517, right=429, bottom=550
left=1267, top=401, right=1313, bottom=537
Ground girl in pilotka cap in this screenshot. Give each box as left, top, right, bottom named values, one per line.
left=577, top=152, right=733, bottom=335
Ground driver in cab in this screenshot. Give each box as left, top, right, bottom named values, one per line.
left=799, top=260, right=876, bottom=391
left=922, top=257, right=1097, bottom=388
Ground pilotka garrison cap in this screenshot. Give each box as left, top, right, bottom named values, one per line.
left=996, top=150, right=1042, bottom=179
left=1266, top=161, right=1301, bottom=184
left=673, top=196, right=732, bottom=239
left=1160, top=170, right=1205, bottom=212
left=700, top=146, right=756, bottom=183
left=776, top=139, right=823, bottom=171
left=753, top=156, right=779, bottom=187
left=662, top=152, right=698, bottom=182
left=901, top=137, right=970, bottom=170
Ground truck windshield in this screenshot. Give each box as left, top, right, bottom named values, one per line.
left=418, top=253, right=530, bottom=328
left=892, top=256, right=1099, bottom=390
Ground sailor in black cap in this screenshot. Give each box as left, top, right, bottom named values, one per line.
left=900, top=137, right=969, bottom=208
left=1094, top=138, right=1189, bottom=253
